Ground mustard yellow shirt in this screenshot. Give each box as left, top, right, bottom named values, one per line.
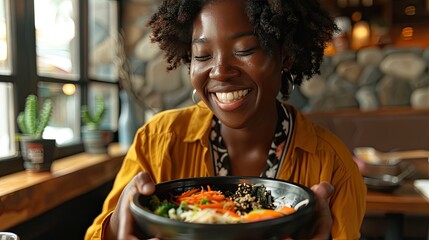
left=85, top=103, right=366, bottom=240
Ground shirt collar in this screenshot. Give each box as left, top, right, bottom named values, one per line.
left=287, top=104, right=318, bottom=154
left=183, top=101, right=213, bottom=147
left=183, top=102, right=318, bottom=154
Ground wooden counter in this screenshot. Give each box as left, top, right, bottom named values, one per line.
left=0, top=144, right=126, bottom=230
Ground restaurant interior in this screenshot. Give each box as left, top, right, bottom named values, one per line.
left=0, top=0, right=428, bottom=239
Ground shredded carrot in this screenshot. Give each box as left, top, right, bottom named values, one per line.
left=178, top=188, right=200, bottom=198
left=174, top=186, right=236, bottom=212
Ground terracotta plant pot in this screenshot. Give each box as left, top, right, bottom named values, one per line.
left=19, top=137, right=56, bottom=172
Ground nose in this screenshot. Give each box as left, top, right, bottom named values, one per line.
left=209, top=63, right=240, bottom=81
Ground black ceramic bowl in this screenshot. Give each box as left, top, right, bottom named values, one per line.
left=130, top=176, right=316, bottom=240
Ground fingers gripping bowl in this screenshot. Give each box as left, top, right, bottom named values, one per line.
left=130, top=176, right=316, bottom=240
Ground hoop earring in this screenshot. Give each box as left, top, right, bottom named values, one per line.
left=287, top=72, right=295, bottom=96
left=191, top=89, right=207, bottom=109
left=192, top=89, right=198, bottom=105
left=281, top=69, right=295, bottom=97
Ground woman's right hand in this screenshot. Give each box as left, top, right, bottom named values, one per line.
left=106, top=172, right=157, bottom=240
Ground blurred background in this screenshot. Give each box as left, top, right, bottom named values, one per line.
left=0, top=0, right=428, bottom=239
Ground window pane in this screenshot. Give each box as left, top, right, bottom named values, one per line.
left=88, top=83, right=119, bottom=131
left=88, top=0, right=118, bottom=82
left=35, top=0, right=79, bottom=80
left=0, top=82, right=15, bottom=158
left=38, top=82, right=81, bottom=145
left=0, top=0, right=11, bottom=75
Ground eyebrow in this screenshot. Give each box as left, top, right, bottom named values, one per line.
left=231, top=31, right=255, bottom=39
left=192, top=37, right=207, bottom=44
left=192, top=31, right=255, bottom=44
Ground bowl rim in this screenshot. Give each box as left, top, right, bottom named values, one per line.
left=130, top=176, right=316, bottom=228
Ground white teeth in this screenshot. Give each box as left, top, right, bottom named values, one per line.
left=215, top=89, right=249, bottom=103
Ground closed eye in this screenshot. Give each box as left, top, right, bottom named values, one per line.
left=194, top=55, right=211, bottom=61
left=235, top=47, right=257, bottom=56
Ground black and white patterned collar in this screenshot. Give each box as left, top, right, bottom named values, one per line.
left=209, top=101, right=294, bottom=178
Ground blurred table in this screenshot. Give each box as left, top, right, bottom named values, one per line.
left=365, top=159, right=429, bottom=239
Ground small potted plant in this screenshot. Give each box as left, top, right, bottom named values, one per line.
left=81, top=95, right=113, bottom=154
left=17, top=94, right=56, bottom=171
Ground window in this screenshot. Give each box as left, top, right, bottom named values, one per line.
left=88, top=0, right=120, bottom=132
left=0, top=0, right=14, bottom=160
left=0, top=82, right=15, bottom=158
left=89, top=0, right=118, bottom=82
left=0, top=0, right=120, bottom=177
left=34, top=0, right=81, bottom=146
left=35, top=0, right=79, bottom=79
left=0, top=0, right=11, bottom=74
left=38, top=82, right=81, bottom=145
left=89, top=82, right=119, bottom=131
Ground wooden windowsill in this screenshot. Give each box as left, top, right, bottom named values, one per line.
left=0, top=144, right=126, bottom=230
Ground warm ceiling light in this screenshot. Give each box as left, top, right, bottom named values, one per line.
left=352, top=21, right=370, bottom=50
left=405, top=5, right=416, bottom=15
left=62, top=84, right=76, bottom=96
left=401, top=27, right=414, bottom=40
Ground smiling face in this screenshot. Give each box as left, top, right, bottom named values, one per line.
left=190, top=0, right=283, bottom=129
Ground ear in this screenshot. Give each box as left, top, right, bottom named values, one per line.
left=281, top=45, right=293, bottom=70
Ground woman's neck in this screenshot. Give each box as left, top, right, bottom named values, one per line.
left=220, top=106, right=279, bottom=176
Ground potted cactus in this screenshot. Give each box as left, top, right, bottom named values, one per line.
left=81, top=95, right=113, bottom=154
left=17, top=94, right=56, bottom=171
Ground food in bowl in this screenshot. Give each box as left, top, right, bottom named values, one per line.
left=130, top=176, right=316, bottom=240
left=147, top=183, right=303, bottom=224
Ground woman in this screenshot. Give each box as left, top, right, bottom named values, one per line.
left=85, top=0, right=366, bottom=239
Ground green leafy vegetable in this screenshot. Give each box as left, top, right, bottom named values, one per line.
left=149, top=195, right=178, bottom=218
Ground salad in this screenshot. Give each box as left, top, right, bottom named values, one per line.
left=148, top=183, right=298, bottom=224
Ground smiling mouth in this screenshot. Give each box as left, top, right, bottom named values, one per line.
left=214, top=89, right=250, bottom=104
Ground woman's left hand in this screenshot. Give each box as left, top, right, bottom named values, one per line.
left=285, top=181, right=334, bottom=240
left=309, top=182, right=334, bottom=239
